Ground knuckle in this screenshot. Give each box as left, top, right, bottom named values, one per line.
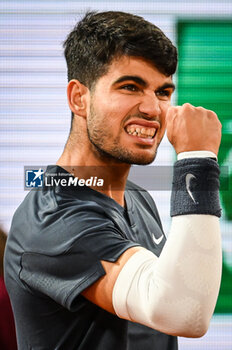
left=207, top=110, right=220, bottom=123
left=183, top=103, right=193, bottom=110
left=207, top=109, right=217, bottom=116
left=211, top=112, right=219, bottom=121
left=196, top=106, right=205, bottom=112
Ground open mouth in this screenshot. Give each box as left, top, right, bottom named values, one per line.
left=125, top=124, right=157, bottom=139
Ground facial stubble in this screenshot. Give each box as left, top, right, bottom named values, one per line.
left=87, top=102, right=161, bottom=165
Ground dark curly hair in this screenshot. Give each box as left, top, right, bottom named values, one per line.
left=63, top=11, right=177, bottom=90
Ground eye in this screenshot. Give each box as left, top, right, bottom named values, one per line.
left=156, top=89, right=171, bottom=99
left=120, top=84, right=139, bottom=92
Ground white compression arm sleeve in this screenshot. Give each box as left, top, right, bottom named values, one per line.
left=112, top=215, right=222, bottom=337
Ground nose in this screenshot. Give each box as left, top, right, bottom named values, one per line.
left=138, top=93, right=161, bottom=117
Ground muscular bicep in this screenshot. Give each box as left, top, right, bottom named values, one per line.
left=81, top=246, right=142, bottom=314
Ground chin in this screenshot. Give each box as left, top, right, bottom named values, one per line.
left=117, top=150, right=158, bottom=165
left=131, top=156, right=156, bottom=165
left=89, top=137, right=158, bottom=165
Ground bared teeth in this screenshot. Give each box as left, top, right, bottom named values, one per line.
left=126, top=124, right=156, bottom=138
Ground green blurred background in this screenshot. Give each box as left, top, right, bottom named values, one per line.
left=178, top=20, right=232, bottom=313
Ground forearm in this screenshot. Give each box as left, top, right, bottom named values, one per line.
left=148, top=214, right=222, bottom=337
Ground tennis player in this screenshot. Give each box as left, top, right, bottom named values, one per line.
left=4, top=11, right=222, bottom=350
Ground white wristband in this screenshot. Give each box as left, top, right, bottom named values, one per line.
left=177, top=151, right=217, bottom=161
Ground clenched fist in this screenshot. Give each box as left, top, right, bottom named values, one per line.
left=166, top=103, right=222, bottom=155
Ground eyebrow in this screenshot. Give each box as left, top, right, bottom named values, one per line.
left=156, top=82, right=175, bottom=92
left=112, top=75, right=148, bottom=87
left=112, top=75, right=175, bottom=91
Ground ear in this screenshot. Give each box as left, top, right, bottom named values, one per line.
left=67, top=79, right=89, bottom=117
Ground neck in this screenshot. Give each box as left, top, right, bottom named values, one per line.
left=57, top=131, right=130, bottom=207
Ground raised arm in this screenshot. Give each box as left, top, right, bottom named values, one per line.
left=82, top=103, right=222, bottom=337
